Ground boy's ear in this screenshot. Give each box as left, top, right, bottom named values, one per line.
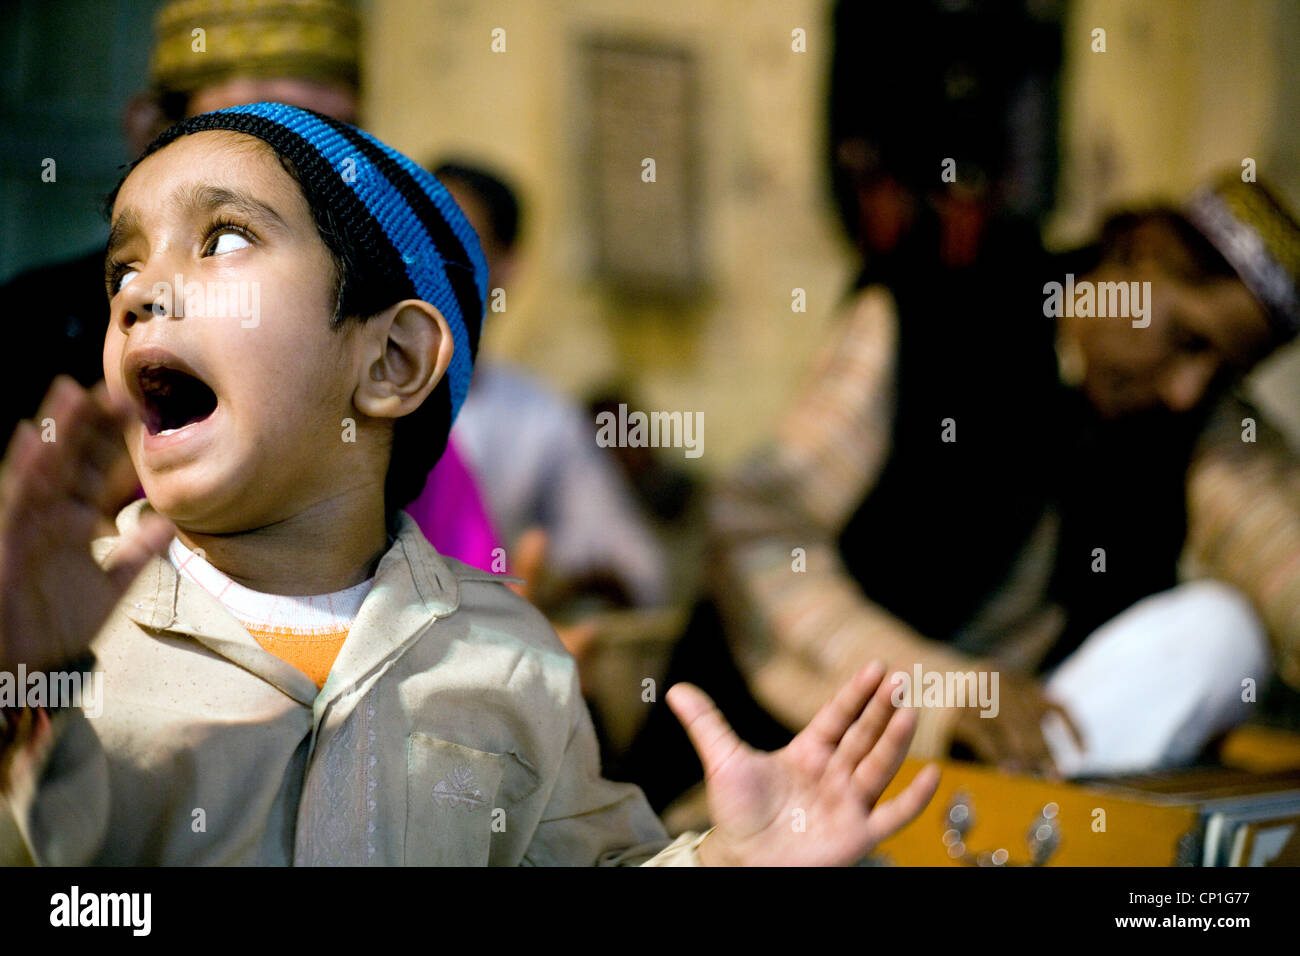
left=353, top=299, right=454, bottom=420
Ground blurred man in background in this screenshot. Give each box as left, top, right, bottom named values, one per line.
left=614, top=4, right=1299, bottom=816
left=432, top=160, right=670, bottom=615
left=711, top=175, right=1296, bottom=781
left=703, top=2, right=1299, bottom=781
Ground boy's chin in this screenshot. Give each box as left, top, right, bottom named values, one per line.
left=137, top=467, right=245, bottom=531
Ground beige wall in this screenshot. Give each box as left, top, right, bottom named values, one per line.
left=365, top=0, right=1300, bottom=465
left=365, top=0, right=855, bottom=472
left=1049, top=0, right=1288, bottom=244
left=1051, top=0, right=1300, bottom=443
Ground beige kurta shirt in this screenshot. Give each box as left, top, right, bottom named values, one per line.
left=1, top=500, right=705, bottom=866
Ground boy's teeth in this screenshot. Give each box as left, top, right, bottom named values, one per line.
left=158, top=427, right=179, bottom=437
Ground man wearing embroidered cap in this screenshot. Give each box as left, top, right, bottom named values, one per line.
left=1058, top=174, right=1298, bottom=421
left=144, top=0, right=362, bottom=129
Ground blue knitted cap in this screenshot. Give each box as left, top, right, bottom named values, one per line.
left=142, top=101, right=489, bottom=422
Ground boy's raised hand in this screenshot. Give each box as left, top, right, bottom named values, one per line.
left=0, top=377, right=173, bottom=673
left=667, top=661, right=941, bottom=866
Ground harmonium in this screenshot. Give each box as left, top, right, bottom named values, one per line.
left=873, top=727, right=1300, bottom=866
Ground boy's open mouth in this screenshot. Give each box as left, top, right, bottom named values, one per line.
left=136, top=364, right=219, bottom=436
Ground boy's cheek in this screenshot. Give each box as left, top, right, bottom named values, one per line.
left=119, top=423, right=147, bottom=474
left=102, top=340, right=123, bottom=391
left=101, top=366, right=131, bottom=410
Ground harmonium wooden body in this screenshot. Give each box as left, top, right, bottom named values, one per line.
left=594, top=611, right=1300, bottom=866
left=874, top=740, right=1300, bottom=867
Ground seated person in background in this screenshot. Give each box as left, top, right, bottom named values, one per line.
left=402, top=434, right=503, bottom=573
left=0, top=104, right=939, bottom=866
left=708, top=173, right=1300, bottom=779
left=427, top=161, right=670, bottom=612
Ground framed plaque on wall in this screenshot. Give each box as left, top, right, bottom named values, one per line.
left=580, top=36, right=703, bottom=301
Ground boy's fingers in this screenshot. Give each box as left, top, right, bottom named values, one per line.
left=2, top=415, right=38, bottom=466
left=32, top=378, right=130, bottom=500
left=95, top=453, right=142, bottom=515
left=104, top=512, right=174, bottom=594
left=666, top=682, right=744, bottom=781
left=851, top=702, right=919, bottom=807
left=828, top=666, right=903, bottom=778
left=17, top=379, right=135, bottom=514
left=87, top=380, right=134, bottom=425
left=33, top=375, right=82, bottom=423
left=803, top=660, right=886, bottom=749
left=73, top=456, right=139, bottom=518
left=0, top=421, right=42, bottom=506
left=74, top=417, right=137, bottom=514
left=3, top=376, right=135, bottom=510
left=67, top=384, right=131, bottom=475
left=504, top=527, right=548, bottom=602
left=28, top=377, right=88, bottom=492
left=861, top=763, right=941, bottom=849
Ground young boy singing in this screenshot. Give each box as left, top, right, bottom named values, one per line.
left=0, top=103, right=938, bottom=865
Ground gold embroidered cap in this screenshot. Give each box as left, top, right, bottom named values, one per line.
left=149, top=0, right=360, bottom=95
left=1186, top=173, right=1300, bottom=342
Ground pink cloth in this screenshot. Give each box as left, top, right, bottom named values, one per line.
left=404, top=435, right=502, bottom=573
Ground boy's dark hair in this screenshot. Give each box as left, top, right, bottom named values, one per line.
left=432, top=160, right=522, bottom=251
left=106, top=123, right=481, bottom=522
left=272, top=144, right=454, bottom=517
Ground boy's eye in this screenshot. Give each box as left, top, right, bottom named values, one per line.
left=208, top=230, right=252, bottom=255
left=112, top=267, right=139, bottom=296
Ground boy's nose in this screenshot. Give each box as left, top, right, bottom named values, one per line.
left=113, top=268, right=176, bottom=332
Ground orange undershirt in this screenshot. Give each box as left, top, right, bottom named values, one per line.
left=240, top=624, right=350, bottom=690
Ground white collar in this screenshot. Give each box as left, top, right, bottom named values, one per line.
left=167, top=537, right=372, bottom=632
